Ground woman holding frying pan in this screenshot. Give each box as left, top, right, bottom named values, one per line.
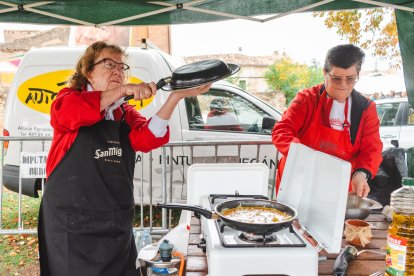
left=38, top=41, right=237, bottom=276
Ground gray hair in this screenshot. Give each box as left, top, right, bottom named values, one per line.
left=324, top=44, right=365, bottom=73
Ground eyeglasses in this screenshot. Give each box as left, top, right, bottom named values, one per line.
left=91, top=58, right=130, bottom=71
left=326, top=73, right=359, bottom=85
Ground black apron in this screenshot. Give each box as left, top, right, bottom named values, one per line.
left=38, top=118, right=138, bottom=276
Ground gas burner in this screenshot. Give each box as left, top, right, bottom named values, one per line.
left=238, top=232, right=279, bottom=244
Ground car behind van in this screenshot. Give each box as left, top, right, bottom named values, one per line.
left=375, top=97, right=414, bottom=149
left=2, top=45, right=282, bottom=202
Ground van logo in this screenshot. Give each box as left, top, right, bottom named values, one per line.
left=17, top=70, right=154, bottom=114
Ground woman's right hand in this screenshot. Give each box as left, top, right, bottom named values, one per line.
left=351, top=172, right=370, bottom=197
left=123, top=82, right=157, bottom=101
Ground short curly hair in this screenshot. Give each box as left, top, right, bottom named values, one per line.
left=70, top=41, right=127, bottom=90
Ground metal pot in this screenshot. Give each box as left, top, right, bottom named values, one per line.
left=345, top=194, right=382, bottom=220
left=157, top=199, right=297, bottom=235
left=124, top=59, right=240, bottom=101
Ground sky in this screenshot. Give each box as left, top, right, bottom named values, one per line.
left=170, top=12, right=393, bottom=72
left=170, top=13, right=343, bottom=63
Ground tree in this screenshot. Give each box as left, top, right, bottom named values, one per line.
left=265, top=56, right=324, bottom=104
left=314, top=8, right=400, bottom=68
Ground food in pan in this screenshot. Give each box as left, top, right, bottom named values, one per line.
left=221, top=206, right=292, bottom=224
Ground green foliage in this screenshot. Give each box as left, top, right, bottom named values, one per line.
left=314, top=8, right=400, bottom=68
left=265, top=56, right=324, bottom=103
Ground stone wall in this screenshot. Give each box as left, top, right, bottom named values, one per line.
left=0, top=27, right=70, bottom=53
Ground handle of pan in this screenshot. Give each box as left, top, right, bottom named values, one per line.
left=123, top=77, right=171, bottom=101
left=157, top=203, right=213, bottom=219
left=333, top=245, right=358, bottom=276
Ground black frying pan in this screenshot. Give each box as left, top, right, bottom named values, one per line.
left=124, top=59, right=240, bottom=101
left=157, top=199, right=297, bottom=235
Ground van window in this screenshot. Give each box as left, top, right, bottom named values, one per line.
left=185, top=89, right=271, bottom=133
left=377, top=102, right=399, bottom=126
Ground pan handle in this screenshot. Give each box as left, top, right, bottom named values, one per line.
left=123, top=77, right=171, bottom=101
left=157, top=203, right=213, bottom=219
left=333, top=245, right=358, bottom=276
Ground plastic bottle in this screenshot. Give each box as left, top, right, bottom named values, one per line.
left=159, top=239, right=174, bottom=262
left=133, top=229, right=140, bottom=251
left=136, top=229, right=153, bottom=255
left=385, top=177, right=414, bottom=275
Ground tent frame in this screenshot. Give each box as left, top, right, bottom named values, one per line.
left=0, top=0, right=412, bottom=27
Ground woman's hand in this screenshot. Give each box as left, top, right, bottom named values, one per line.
left=351, top=172, right=370, bottom=197
left=123, top=82, right=157, bottom=101
left=155, top=83, right=212, bottom=121
left=172, top=83, right=212, bottom=99
left=100, top=82, right=157, bottom=111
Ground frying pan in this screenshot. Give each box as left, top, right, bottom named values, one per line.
left=124, top=59, right=240, bottom=101
left=157, top=199, right=297, bottom=235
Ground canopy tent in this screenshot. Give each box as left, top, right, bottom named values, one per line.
left=0, top=0, right=413, bottom=106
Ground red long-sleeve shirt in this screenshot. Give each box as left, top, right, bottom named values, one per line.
left=272, top=84, right=383, bottom=178
left=46, top=87, right=169, bottom=177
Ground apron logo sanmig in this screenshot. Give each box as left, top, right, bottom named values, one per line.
left=94, top=147, right=122, bottom=159
left=17, top=70, right=153, bottom=114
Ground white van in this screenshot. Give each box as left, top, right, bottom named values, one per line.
left=2, top=45, right=282, bottom=202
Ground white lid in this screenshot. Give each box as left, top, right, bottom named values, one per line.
left=277, top=143, right=351, bottom=254
left=186, top=163, right=269, bottom=205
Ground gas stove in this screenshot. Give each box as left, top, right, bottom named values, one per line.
left=208, top=194, right=307, bottom=248
left=185, top=144, right=351, bottom=276
left=199, top=194, right=318, bottom=276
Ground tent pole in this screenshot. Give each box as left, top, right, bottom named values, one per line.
left=352, top=0, right=414, bottom=13
left=263, top=0, right=335, bottom=23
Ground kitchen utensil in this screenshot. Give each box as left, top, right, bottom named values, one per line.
left=124, top=59, right=240, bottom=101
left=345, top=193, right=383, bottom=220
left=333, top=245, right=386, bottom=276
left=157, top=199, right=297, bottom=235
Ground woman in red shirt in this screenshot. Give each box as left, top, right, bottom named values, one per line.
left=38, top=41, right=211, bottom=276
left=272, top=44, right=382, bottom=198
